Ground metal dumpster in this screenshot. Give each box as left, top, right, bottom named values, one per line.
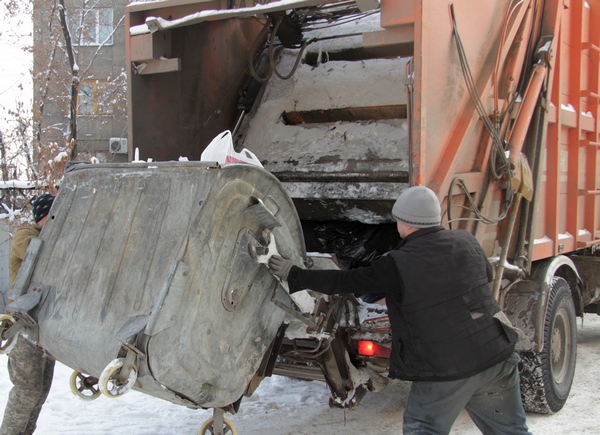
left=10, top=161, right=306, bottom=409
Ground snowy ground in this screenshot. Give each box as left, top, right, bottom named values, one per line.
left=1, top=315, right=599, bottom=434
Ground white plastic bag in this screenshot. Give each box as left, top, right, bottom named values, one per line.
left=201, top=130, right=263, bottom=167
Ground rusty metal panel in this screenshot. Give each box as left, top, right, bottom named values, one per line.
left=381, top=0, right=415, bottom=28
left=130, top=32, right=173, bottom=62
left=129, top=17, right=265, bottom=162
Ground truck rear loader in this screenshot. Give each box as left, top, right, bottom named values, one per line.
left=2, top=0, right=600, bottom=433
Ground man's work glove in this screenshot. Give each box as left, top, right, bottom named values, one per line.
left=268, top=255, right=293, bottom=281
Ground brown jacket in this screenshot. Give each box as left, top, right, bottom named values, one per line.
left=9, top=225, right=41, bottom=289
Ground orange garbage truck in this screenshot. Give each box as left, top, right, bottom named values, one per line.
left=2, top=0, right=600, bottom=432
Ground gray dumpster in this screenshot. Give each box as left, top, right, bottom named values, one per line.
left=12, top=161, right=306, bottom=408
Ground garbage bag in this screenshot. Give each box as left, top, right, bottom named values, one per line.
left=302, top=221, right=399, bottom=302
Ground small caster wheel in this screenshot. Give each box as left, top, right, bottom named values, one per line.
left=99, top=358, right=137, bottom=398
left=198, top=417, right=237, bottom=435
left=0, top=314, right=17, bottom=355
left=70, top=371, right=101, bottom=401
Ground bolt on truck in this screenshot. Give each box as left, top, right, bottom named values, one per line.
left=2, top=0, right=600, bottom=433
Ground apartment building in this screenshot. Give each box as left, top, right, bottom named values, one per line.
left=33, top=0, right=130, bottom=162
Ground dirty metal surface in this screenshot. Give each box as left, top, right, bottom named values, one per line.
left=29, top=162, right=305, bottom=408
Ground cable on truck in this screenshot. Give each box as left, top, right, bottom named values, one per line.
left=448, top=3, right=518, bottom=227
left=248, top=3, right=378, bottom=83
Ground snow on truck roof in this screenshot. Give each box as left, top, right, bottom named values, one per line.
left=129, top=0, right=381, bottom=35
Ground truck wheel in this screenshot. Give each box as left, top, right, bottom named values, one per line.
left=519, top=277, right=577, bottom=414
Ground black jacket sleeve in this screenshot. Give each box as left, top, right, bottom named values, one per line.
left=287, top=256, right=400, bottom=296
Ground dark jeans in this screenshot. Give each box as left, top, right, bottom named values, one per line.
left=0, top=336, right=55, bottom=435
left=403, top=352, right=530, bottom=434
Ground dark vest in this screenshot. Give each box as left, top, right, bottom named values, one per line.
left=386, top=227, right=515, bottom=381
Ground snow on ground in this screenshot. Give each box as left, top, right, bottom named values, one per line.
left=1, top=315, right=599, bottom=434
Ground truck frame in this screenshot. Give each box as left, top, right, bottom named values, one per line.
left=124, top=0, right=600, bottom=416
left=2, top=1, right=600, bottom=433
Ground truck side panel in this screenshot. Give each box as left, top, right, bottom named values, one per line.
left=410, top=0, right=600, bottom=262
left=534, top=0, right=600, bottom=259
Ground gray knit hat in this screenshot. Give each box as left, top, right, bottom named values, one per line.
left=392, top=186, right=441, bottom=228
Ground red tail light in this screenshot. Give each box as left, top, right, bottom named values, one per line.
left=357, top=340, right=391, bottom=358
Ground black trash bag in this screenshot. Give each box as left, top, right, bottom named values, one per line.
left=302, top=221, right=400, bottom=303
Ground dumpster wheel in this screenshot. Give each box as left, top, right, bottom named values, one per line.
left=99, top=357, right=137, bottom=398
left=0, top=314, right=16, bottom=354
left=198, top=416, right=237, bottom=435
left=70, top=370, right=101, bottom=401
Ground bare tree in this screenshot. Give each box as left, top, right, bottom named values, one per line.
left=1, top=0, right=35, bottom=180
left=57, top=0, right=78, bottom=148
left=0, top=0, right=37, bottom=222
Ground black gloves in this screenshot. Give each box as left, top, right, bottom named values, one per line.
left=268, top=255, right=293, bottom=281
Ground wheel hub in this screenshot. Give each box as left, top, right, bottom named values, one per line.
left=550, top=307, right=569, bottom=384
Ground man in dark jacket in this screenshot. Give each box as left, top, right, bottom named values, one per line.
left=1, top=194, right=56, bottom=435
left=268, top=186, right=530, bottom=434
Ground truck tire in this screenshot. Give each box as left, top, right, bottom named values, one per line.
left=519, top=277, right=577, bottom=414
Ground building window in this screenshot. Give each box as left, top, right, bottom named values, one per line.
left=68, top=8, right=114, bottom=46
left=78, top=80, right=113, bottom=116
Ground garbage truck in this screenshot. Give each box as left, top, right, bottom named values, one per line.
left=2, top=0, right=600, bottom=433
